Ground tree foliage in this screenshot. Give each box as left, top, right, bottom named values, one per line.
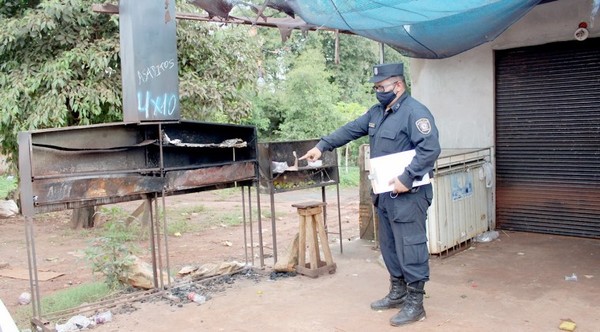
left=0, top=0, right=261, bottom=169
left=276, top=48, right=343, bottom=140
left=248, top=29, right=386, bottom=143
left=321, top=33, right=377, bottom=106
left=176, top=3, right=261, bottom=122
left=0, top=0, right=408, bottom=169
left=0, top=0, right=122, bottom=167
left=244, top=27, right=408, bottom=163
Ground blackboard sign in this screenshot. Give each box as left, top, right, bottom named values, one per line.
left=119, top=0, right=180, bottom=122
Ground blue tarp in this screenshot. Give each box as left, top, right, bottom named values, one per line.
left=287, top=0, right=545, bottom=59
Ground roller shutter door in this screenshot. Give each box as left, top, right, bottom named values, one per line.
left=495, top=38, right=600, bottom=239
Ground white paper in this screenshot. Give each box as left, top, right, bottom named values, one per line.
left=368, top=149, right=430, bottom=194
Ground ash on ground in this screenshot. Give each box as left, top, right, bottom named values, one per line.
left=269, top=271, right=297, bottom=280
left=105, top=267, right=296, bottom=319
left=166, top=267, right=270, bottom=305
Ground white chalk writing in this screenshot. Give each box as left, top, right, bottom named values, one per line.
left=47, top=184, right=72, bottom=200
left=137, top=58, right=176, bottom=85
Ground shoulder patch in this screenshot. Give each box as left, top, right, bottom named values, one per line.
left=415, top=118, right=432, bottom=135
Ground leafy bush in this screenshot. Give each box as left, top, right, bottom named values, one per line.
left=84, top=207, right=141, bottom=289
left=339, top=166, right=360, bottom=187
left=0, top=175, right=17, bottom=199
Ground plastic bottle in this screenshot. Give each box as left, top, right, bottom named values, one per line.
left=94, top=311, right=113, bottom=324
left=18, top=292, right=32, bottom=305
left=187, top=292, right=206, bottom=304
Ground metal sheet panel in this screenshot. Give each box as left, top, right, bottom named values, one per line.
left=31, top=175, right=164, bottom=213
left=165, top=162, right=256, bottom=191
left=120, top=0, right=180, bottom=122
left=17, top=132, right=35, bottom=217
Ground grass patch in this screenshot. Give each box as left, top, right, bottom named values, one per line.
left=256, top=207, right=273, bottom=219
left=214, top=211, right=244, bottom=227
left=167, top=218, right=198, bottom=235
left=338, top=166, right=360, bottom=187
left=41, top=282, right=112, bottom=313
left=13, top=282, right=112, bottom=329
left=211, top=187, right=241, bottom=201
left=197, top=209, right=243, bottom=229
left=170, top=205, right=206, bottom=217
left=165, top=205, right=205, bottom=234
left=167, top=204, right=246, bottom=231
left=0, top=175, right=17, bottom=199
left=94, top=204, right=244, bottom=237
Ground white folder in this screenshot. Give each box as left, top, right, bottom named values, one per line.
left=368, top=149, right=431, bottom=194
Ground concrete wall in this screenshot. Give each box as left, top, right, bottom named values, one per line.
left=492, top=0, right=600, bottom=50
left=410, top=46, right=494, bottom=149
left=410, top=0, right=600, bottom=149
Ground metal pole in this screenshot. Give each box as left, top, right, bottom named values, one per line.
left=149, top=123, right=163, bottom=289
left=256, top=182, right=265, bottom=267
left=321, top=186, right=328, bottom=233
left=156, top=123, right=171, bottom=288
left=25, top=216, right=41, bottom=319
left=336, top=183, right=343, bottom=253
left=161, top=189, right=172, bottom=288
left=269, top=190, right=277, bottom=263
left=248, top=186, right=255, bottom=266
left=154, top=194, right=164, bottom=288
left=241, top=186, right=249, bottom=265
left=148, top=196, right=158, bottom=288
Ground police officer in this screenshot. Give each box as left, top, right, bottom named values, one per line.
left=300, top=63, right=440, bottom=326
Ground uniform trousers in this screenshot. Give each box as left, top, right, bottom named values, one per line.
left=376, top=184, right=433, bottom=283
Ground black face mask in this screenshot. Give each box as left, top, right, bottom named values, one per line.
left=376, top=90, right=396, bottom=107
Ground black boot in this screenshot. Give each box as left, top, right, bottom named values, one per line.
left=370, top=277, right=408, bottom=310
left=389, top=281, right=426, bottom=326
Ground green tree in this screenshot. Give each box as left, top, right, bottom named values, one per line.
left=244, top=88, right=282, bottom=139
left=246, top=29, right=318, bottom=140
left=334, top=101, right=370, bottom=166
left=0, top=0, right=123, bottom=168
left=177, top=3, right=261, bottom=122
left=0, top=0, right=40, bottom=17
left=321, top=33, right=378, bottom=106
left=276, top=48, right=343, bottom=140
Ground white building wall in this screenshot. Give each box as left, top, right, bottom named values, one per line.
left=410, top=46, right=494, bottom=149
left=410, top=0, right=600, bottom=149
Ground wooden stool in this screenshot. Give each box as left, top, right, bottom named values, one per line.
left=292, top=201, right=336, bottom=278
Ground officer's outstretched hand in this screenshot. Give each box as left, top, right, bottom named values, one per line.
left=299, top=147, right=322, bottom=162
left=388, top=177, right=410, bottom=194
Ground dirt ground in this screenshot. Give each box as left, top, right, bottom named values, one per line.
left=1, top=186, right=599, bottom=331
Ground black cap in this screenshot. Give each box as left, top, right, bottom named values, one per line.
left=369, top=63, right=404, bottom=83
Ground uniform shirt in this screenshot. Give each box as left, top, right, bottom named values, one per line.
left=316, top=92, right=441, bottom=189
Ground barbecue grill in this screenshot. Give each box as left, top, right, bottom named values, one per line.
left=258, top=139, right=343, bottom=262
left=18, top=120, right=262, bottom=328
